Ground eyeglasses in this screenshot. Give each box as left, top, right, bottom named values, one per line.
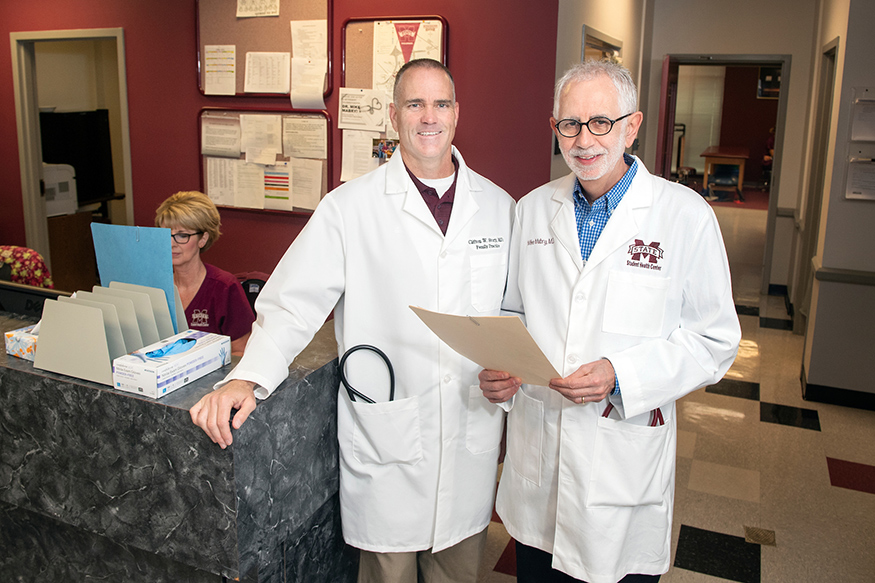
left=171, top=231, right=203, bottom=244
left=554, top=112, right=634, bottom=138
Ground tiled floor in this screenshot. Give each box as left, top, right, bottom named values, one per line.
left=479, top=205, right=875, bottom=582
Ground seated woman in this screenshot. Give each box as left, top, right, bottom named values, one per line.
left=155, top=191, right=254, bottom=354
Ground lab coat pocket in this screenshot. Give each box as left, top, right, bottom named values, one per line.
left=470, top=253, right=507, bottom=312
left=352, top=396, right=423, bottom=465
left=465, top=385, right=504, bottom=455
left=586, top=416, right=670, bottom=507
left=507, top=389, right=543, bottom=486
left=602, top=271, right=670, bottom=337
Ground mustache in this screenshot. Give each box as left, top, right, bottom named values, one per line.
left=565, top=147, right=606, bottom=158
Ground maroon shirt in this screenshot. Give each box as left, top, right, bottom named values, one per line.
left=185, top=263, right=255, bottom=341
left=404, top=156, right=459, bottom=235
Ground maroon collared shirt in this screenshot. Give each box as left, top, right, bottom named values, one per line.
left=404, top=157, right=459, bottom=235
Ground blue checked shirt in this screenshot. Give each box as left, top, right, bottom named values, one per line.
left=572, top=153, right=637, bottom=395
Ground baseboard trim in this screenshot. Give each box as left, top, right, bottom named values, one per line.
left=801, top=366, right=875, bottom=411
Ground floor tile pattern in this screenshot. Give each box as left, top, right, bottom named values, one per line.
left=673, top=525, right=760, bottom=583
left=759, top=402, right=821, bottom=431
left=705, top=378, right=760, bottom=401
left=826, top=457, right=875, bottom=495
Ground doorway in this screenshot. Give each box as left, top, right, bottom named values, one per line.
left=10, top=28, right=133, bottom=291
left=654, top=54, right=791, bottom=297
left=793, top=40, right=837, bottom=334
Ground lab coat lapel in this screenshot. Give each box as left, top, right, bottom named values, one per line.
left=386, top=148, right=445, bottom=238
left=442, top=148, right=479, bottom=250
left=583, top=169, right=652, bottom=275
left=550, top=175, right=584, bottom=272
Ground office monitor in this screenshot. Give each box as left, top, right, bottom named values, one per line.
left=0, top=280, right=71, bottom=319
left=39, top=109, right=116, bottom=207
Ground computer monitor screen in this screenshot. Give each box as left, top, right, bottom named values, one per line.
left=40, top=109, right=116, bottom=207
left=0, top=280, right=71, bottom=319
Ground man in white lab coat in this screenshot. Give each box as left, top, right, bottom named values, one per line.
left=190, top=59, right=515, bottom=583
left=479, top=60, right=741, bottom=583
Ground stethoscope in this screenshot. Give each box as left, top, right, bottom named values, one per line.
left=339, top=344, right=395, bottom=404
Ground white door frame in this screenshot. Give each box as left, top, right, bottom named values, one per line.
left=10, top=27, right=134, bottom=267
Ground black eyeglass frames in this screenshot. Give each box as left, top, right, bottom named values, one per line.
left=554, top=112, right=634, bottom=138
left=171, top=231, right=204, bottom=244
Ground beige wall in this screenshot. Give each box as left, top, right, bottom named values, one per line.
left=551, top=0, right=647, bottom=180
left=803, top=0, right=875, bottom=394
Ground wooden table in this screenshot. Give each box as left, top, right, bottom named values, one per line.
left=700, top=146, right=749, bottom=201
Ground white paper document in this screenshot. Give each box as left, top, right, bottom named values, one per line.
left=290, top=57, right=327, bottom=109
left=235, top=162, right=266, bottom=209
left=203, top=45, right=236, bottom=95
left=291, top=19, right=327, bottom=60
left=283, top=116, right=327, bottom=159
left=410, top=306, right=561, bottom=387
left=244, top=52, right=290, bottom=93
left=206, top=157, right=237, bottom=206
left=846, top=158, right=875, bottom=200
left=341, top=130, right=379, bottom=182
left=290, top=158, right=323, bottom=209
left=373, top=20, right=443, bottom=96
left=236, top=0, right=279, bottom=18
left=263, top=161, right=292, bottom=211
left=851, top=100, right=875, bottom=142
left=338, top=88, right=386, bottom=132
left=240, top=114, right=282, bottom=163
left=201, top=116, right=241, bottom=158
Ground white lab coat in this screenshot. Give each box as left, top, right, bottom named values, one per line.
left=496, top=159, right=740, bottom=583
left=224, top=146, right=515, bottom=553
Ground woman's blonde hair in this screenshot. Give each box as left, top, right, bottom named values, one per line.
left=155, top=191, right=222, bottom=252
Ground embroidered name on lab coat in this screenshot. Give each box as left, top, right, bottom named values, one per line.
left=468, top=236, right=505, bottom=250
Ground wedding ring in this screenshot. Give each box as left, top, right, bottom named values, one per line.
left=579, top=395, right=585, bottom=404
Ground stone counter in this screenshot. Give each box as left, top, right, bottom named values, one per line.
left=0, top=312, right=356, bottom=582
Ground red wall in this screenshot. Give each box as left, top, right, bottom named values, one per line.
left=719, top=66, right=779, bottom=184
left=0, top=0, right=558, bottom=277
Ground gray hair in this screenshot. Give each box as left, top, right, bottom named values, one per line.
left=393, top=58, right=456, bottom=104
left=553, top=59, right=638, bottom=118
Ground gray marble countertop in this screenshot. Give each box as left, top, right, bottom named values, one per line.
left=0, top=311, right=338, bottom=410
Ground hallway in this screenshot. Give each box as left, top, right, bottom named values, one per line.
left=480, top=205, right=875, bottom=582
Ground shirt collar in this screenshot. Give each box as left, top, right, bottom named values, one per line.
left=404, top=156, right=459, bottom=200
left=572, top=153, right=638, bottom=214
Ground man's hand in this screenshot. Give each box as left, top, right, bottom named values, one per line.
left=548, top=359, right=615, bottom=405
left=189, top=379, right=257, bottom=449
left=479, top=369, right=521, bottom=404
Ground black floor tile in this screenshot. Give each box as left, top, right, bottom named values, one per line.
left=760, top=317, right=793, bottom=330
left=768, top=284, right=788, bottom=297
left=674, top=524, right=761, bottom=583
left=736, top=304, right=759, bottom=317
left=760, top=401, right=821, bottom=431
left=706, top=378, right=760, bottom=401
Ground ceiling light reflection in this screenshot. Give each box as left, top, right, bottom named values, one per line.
left=681, top=401, right=746, bottom=428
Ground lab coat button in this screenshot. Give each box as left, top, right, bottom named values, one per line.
left=440, top=251, right=448, bottom=259
left=575, top=293, right=585, bottom=302
left=443, top=375, right=452, bottom=383
left=567, top=355, right=578, bottom=364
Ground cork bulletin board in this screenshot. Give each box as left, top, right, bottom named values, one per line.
left=199, top=108, right=331, bottom=215
left=197, top=0, right=332, bottom=98
left=341, top=16, right=448, bottom=90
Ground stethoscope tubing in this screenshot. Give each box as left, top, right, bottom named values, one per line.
left=339, top=344, right=396, bottom=404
